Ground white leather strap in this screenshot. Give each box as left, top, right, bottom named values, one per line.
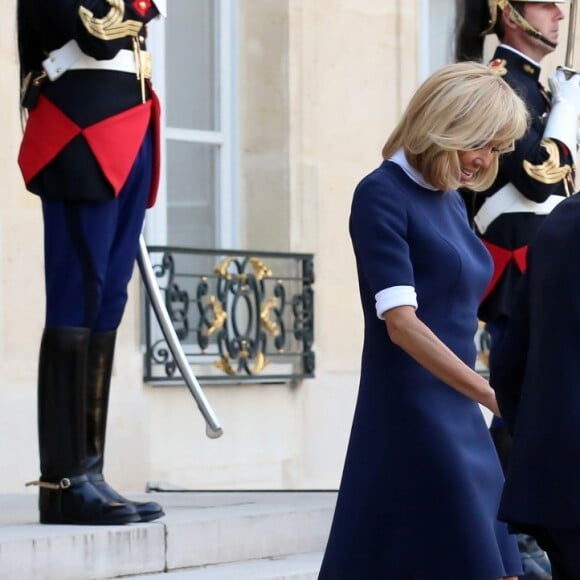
left=42, top=39, right=151, bottom=81
left=152, top=0, right=166, bottom=17
left=473, top=182, right=563, bottom=234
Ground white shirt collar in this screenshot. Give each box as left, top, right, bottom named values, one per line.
left=388, top=149, right=438, bottom=191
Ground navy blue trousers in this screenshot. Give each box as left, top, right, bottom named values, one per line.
left=42, top=129, right=153, bottom=331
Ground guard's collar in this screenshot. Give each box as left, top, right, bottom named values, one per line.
left=497, top=44, right=541, bottom=79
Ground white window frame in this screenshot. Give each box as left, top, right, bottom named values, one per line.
left=419, top=0, right=456, bottom=81
left=145, top=0, right=239, bottom=250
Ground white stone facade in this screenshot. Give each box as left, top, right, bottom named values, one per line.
left=0, top=0, right=576, bottom=495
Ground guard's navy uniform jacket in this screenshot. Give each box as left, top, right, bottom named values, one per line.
left=490, top=191, right=580, bottom=530
left=18, top=0, right=162, bottom=207
left=463, top=45, right=575, bottom=323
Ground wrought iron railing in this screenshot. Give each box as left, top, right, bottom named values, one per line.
left=142, top=246, right=315, bottom=384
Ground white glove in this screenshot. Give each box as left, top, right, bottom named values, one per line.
left=548, top=68, right=580, bottom=114
left=544, top=69, right=580, bottom=161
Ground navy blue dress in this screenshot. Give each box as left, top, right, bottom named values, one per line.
left=318, top=160, right=521, bottom=580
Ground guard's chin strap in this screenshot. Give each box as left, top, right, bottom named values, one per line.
left=522, top=24, right=558, bottom=49
left=482, top=0, right=557, bottom=49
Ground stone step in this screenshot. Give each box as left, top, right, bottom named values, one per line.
left=0, top=491, right=335, bottom=580
left=124, top=551, right=324, bottom=579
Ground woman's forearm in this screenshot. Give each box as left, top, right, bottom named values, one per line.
left=384, top=306, right=499, bottom=415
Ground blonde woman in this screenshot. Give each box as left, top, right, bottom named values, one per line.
left=318, top=62, right=528, bottom=580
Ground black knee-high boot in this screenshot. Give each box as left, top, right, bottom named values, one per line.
left=35, top=327, right=139, bottom=525
left=84, top=330, right=164, bottom=522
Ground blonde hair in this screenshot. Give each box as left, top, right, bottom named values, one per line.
left=382, top=61, right=529, bottom=191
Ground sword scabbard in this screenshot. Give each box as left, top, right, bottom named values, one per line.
left=137, top=235, right=224, bottom=438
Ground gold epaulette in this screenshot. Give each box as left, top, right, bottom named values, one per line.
left=489, top=58, right=508, bottom=76
left=79, top=0, right=143, bottom=41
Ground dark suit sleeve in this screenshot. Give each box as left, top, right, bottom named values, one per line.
left=568, top=230, right=580, bottom=324
left=489, top=270, right=532, bottom=431
left=48, top=1, right=160, bottom=59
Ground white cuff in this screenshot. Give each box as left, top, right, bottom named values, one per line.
left=375, top=285, right=417, bottom=319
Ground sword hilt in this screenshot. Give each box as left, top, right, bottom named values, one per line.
left=565, top=0, right=578, bottom=70
left=557, top=65, right=580, bottom=80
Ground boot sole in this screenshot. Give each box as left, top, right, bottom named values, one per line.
left=40, top=512, right=140, bottom=525
left=137, top=509, right=165, bottom=522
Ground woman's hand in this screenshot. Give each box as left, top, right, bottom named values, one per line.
left=481, top=391, right=501, bottom=418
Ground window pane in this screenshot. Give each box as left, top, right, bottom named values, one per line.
left=165, top=0, right=217, bottom=130
left=166, top=141, right=218, bottom=248
left=428, top=0, right=455, bottom=71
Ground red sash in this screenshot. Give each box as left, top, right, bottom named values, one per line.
left=18, top=91, right=161, bottom=208
left=481, top=240, right=527, bottom=302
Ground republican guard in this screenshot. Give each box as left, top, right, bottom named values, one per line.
left=17, top=0, right=166, bottom=525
